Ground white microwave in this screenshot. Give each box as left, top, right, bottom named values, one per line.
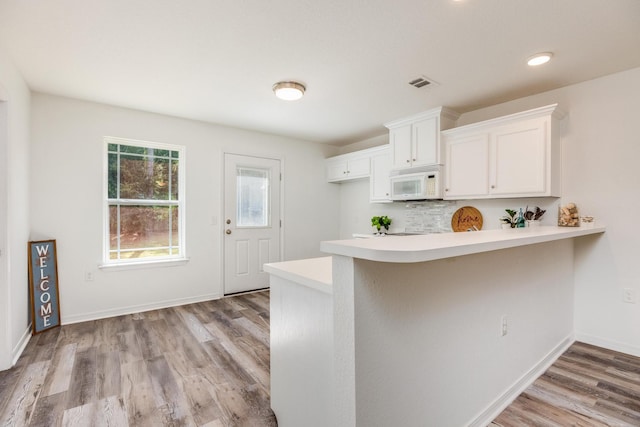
left=390, top=171, right=442, bottom=201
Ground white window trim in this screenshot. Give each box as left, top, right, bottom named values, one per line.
left=102, top=136, right=187, bottom=267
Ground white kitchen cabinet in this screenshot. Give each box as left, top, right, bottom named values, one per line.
left=325, top=151, right=370, bottom=182
left=444, top=133, right=490, bottom=199
left=369, top=147, right=391, bottom=203
left=442, top=104, right=564, bottom=200
left=385, top=107, right=459, bottom=170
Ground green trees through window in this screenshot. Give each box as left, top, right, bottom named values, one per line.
left=106, top=139, right=184, bottom=262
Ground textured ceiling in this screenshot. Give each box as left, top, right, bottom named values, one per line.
left=1, top=0, right=639, bottom=145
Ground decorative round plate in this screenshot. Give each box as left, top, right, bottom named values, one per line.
left=451, top=206, right=483, bottom=232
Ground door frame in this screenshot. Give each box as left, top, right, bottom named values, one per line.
left=0, top=95, right=10, bottom=370
left=220, top=151, right=285, bottom=295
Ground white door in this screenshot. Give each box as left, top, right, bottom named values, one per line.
left=224, top=154, right=281, bottom=295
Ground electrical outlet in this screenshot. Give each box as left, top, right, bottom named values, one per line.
left=84, top=271, right=95, bottom=282
left=623, top=288, right=637, bottom=304
left=501, top=315, right=508, bottom=336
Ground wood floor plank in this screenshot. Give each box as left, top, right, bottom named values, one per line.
left=62, top=400, right=96, bottom=427
left=145, top=355, right=194, bottom=426
left=96, top=350, right=121, bottom=399
left=94, top=395, right=129, bottom=427
left=28, top=391, right=66, bottom=426
left=0, top=359, right=50, bottom=426
left=131, top=319, right=165, bottom=360
left=177, top=307, right=216, bottom=343
left=175, top=374, right=224, bottom=426
left=116, top=329, right=143, bottom=365
left=43, top=342, right=78, bottom=397
left=65, top=347, right=97, bottom=410
left=120, top=360, right=163, bottom=427
left=62, top=396, right=129, bottom=427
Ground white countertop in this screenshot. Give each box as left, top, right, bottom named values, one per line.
left=264, top=256, right=333, bottom=294
left=321, top=225, right=606, bottom=263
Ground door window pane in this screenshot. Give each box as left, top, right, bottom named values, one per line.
left=237, top=167, right=269, bottom=227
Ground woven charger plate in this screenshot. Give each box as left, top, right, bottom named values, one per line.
left=451, top=206, right=483, bottom=232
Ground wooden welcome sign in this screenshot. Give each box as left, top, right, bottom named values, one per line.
left=28, top=240, right=61, bottom=334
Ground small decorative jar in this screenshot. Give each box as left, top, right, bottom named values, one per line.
left=558, top=203, right=580, bottom=227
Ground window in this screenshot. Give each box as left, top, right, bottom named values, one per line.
left=104, top=137, right=185, bottom=264
left=236, top=167, right=270, bottom=228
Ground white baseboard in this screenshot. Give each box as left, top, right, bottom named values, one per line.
left=11, top=325, right=32, bottom=366
left=62, top=292, right=223, bottom=325
left=574, top=332, right=640, bottom=358
left=468, top=335, right=574, bottom=427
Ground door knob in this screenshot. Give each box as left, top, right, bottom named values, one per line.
left=225, top=229, right=232, bottom=235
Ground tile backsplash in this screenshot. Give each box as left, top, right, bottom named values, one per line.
left=404, top=201, right=458, bottom=233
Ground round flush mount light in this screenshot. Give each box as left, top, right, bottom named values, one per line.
left=527, top=52, right=553, bottom=66
left=273, top=81, right=306, bottom=101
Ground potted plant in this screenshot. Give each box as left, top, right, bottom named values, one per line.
left=499, top=209, right=518, bottom=229
left=523, top=206, right=546, bottom=226
left=371, top=215, right=392, bottom=235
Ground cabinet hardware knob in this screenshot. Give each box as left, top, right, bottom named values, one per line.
left=412, top=158, right=416, bottom=161
left=406, top=159, right=410, bottom=163
left=445, top=188, right=449, bottom=192
left=226, top=219, right=231, bottom=224
left=491, top=185, right=495, bottom=189
left=225, top=229, right=232, bottom=235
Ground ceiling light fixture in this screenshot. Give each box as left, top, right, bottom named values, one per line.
left=527, top=52, right=553, bottom=66
left=273, top=81, right=306, bottom=101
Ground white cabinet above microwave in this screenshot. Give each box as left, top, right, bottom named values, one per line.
left=385, top=107, right=459, bottom=170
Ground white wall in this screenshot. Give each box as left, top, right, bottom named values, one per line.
left=30, top=93, right=340, bottom=324
left=0, top=46, right=31, bottom=370
left=339, top=66, right=640, bottom=356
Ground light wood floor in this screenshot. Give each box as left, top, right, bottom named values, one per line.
left=2, top=291, right=640, bottom=427
left=0, top=291, right=276, bottom=426
left=492, top=341, right=640, bottom=426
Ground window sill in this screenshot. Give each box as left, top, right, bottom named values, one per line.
left=99, top=257, right=190, bottom=272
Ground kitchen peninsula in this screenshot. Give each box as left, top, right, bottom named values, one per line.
left=265, top=225, right=606, bottom=426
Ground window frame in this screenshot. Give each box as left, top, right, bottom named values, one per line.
left=102, top=136, right=186, bottom=267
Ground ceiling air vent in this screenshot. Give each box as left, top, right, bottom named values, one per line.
left=408, top=76, right=438, bottom=89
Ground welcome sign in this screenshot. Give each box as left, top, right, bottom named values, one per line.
left=28, top=240, right=61, bottom=334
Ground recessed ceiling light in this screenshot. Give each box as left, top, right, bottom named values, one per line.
left=273, top=81, right=306, bottom=101
left=527, top=52, right=553, bottom=66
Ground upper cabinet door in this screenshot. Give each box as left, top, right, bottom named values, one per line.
left=390, top=125, right=413, bottom=169
left=326, top=159, right=350, bottom=181
left=412, top=116, right=438, bottom=167
left=444, top=133, right=490, bottom=199
left=490, top=118, right=547, bottom=196
left=370, top=148, right=392, bottom=203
